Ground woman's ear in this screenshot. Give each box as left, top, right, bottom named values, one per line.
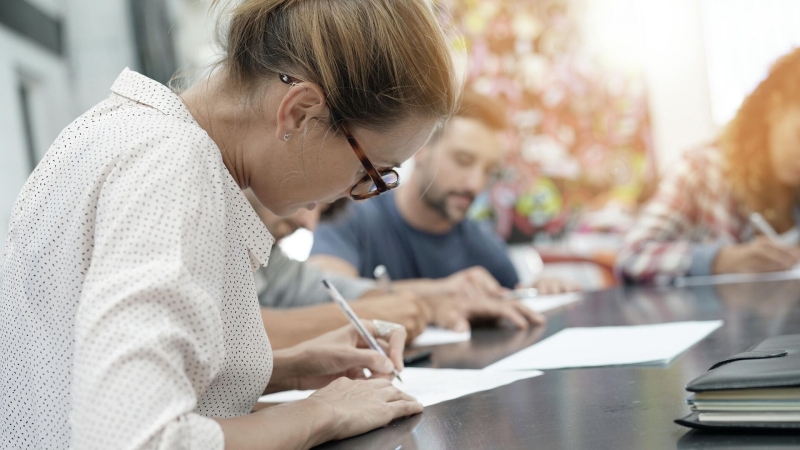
left=275, top=82, right=328, bottom=141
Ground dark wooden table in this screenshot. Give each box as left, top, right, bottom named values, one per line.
left=318, top=279, right=800, bottom=449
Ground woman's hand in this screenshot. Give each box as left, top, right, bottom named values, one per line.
left=713, top=237, right=800, bottom=274
left=303, top=377, right=422, bottom=443
left=269, top=321, right=406, bottom=392
left=221, top=377, right=421, bottom=450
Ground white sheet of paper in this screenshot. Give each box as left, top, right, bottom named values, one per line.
left=258, top=367, right=542, bottom=406
left=485, top=320, right=723, bottom=371
left=411, top=327, right=471, bottom=347
left=522, top=292, right=583, bottom=313
left=675, top=268, right=800, bottom=287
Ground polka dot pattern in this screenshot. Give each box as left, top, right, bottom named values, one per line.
left=1, top=68, right=276, bottom=449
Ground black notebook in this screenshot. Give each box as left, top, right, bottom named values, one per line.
left=676, top=335, right=800, bottom=431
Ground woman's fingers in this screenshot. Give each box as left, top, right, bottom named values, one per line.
left=358, top=319, right=406, bottom=372
left=349, top=348, right=395, bottom=374
left=389, top=399, right=424, bottom=418
left=757, top=243, right=797, bottom=271
left=384, top=326, right=406, bottom=372
left=307, top=377, right=422, bottom=441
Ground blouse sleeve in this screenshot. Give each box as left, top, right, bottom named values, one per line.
left=616, top=153, right=706, bottom=284
left=71, top=131, right=228, bottom=449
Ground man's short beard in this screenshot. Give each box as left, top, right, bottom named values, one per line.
left=420, top=188, right=473, bottom=224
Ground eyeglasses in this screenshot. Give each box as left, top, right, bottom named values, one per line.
left=279, top=74, right=400, bottom=200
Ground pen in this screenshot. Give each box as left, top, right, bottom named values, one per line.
left=322, top=279, right=403, bottom=382
left=373, top=265, right=392, bottom=293
left=749, top=212, right=780, bottom=243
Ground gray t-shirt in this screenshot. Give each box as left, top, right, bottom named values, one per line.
left=255, top=245, right=376, bottom=308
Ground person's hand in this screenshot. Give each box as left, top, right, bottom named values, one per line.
left=269, top=321, right=406, bottom=392
left=440, top=266, right=508, bottom=300
left=302, top=377, right=422, bottom=443
left=713, top=237, right=800, bottom=274
left=426, top=295, right=546, bottom=331
left=531, top=277, right=582, bottom=295
left=350, top=292, right=432, bottom=342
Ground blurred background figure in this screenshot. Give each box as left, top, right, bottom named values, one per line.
left=247, top=191, right=546, bottom=345
left=617, top=48, right=800, bottom=284
left=308, top=89, right=578, bottom=298
left=3, top=0, right=800, bottom=288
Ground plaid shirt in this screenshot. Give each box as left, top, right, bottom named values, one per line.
left=616, top=146, right=757, bottom=284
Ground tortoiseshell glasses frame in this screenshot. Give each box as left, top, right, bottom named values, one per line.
left=279, top=74, right=400, bottom=200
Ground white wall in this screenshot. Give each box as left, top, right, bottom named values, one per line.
left=581, top=0, right=719, bottom=173
left=0, top=0, right=138, bottom=256
left=0, top=26, right=74, bottom=256
left=64, top=0, right=139, bottom=115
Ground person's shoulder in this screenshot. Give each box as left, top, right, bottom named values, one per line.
left=70, top=95, right=218, bottom=166
left=680, top=144, right=724, bottom=171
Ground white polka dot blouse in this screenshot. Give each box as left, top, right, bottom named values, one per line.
left=1, top=68, right=276, bottom=449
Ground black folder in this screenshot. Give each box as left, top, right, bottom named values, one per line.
left=676, top=335, right=800, bottom=431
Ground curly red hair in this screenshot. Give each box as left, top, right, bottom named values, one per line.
left=723, top=47, right=800, bottom=226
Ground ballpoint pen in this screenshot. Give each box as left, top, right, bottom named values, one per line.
left=322, top=279, right=403, bottom=382
left=373, top=265, right=392, bottom=293
left=749, top=212, right=780, bottom=243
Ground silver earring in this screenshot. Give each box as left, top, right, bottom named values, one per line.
left=283, top=133, right=292, bottom=141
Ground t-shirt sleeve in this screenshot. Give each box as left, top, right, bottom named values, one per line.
left=310, top=207, right=364, bottom=271
left=257, top=246, right=376, bottom=307
left=474, top=221, right=520, bottom=289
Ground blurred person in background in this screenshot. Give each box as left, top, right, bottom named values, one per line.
left=617, top=48, right=800, bottom=284
left=247, top=190, right=554, bottom=344
left=309, top=90, right=577, bottom=325
left=0, top=0, right=461, bottom=448
left=245, top=189, right=432, bottom=347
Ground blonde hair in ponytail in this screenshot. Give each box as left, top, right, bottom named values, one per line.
left=210, top=0, right=461, bottom=131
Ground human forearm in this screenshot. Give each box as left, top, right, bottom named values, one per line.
left=388, top=278, right=445, bottom=297
left=261, top=307, right=349, bottom=349
left=306, top=255, right=360, bottom=276
left=215, top=399, right=334, bottom=450
left=615, top=239, right=692, bottom=283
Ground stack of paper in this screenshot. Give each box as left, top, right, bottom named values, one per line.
left=522, top=292, right=583, bottom=313
left=258, top=367, right=542, bottom=407
left=689, top=388, right=800, bottom=422
left=411, top=327, right=471, bottom=347
left=485, top=320, right=723, bottom=371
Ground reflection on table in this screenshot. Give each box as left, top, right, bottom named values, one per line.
left=317, top=280, right=800, bottom=450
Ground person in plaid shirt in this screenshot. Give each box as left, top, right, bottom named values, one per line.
left=618, top=48, right=800, bottom=284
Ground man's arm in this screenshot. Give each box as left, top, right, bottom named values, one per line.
left=259, top=246, right=374, bottom=308
left=261, top=292, right=432, bottom=349
left=306, top=254, right=360, bottom=277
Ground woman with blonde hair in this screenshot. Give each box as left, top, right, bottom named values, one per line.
left=617, top=48, right=800, bottom=284
left=0, top=0, right=460, bottom=448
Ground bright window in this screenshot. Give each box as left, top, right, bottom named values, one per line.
left=702, top=0, right=800, bottom=125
